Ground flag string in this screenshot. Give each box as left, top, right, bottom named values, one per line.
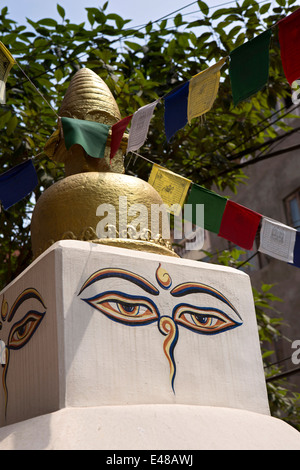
left=15, top=61, right=59, bottom=118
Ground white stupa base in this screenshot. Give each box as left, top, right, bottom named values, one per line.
left=0, top=404, right=300, bottom=450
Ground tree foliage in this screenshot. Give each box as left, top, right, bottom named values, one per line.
left=0, top=0, right=299, bottom=285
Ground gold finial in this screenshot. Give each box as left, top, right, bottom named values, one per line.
left=44, top=68, right=127, bottom=175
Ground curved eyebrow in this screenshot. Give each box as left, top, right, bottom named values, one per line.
left=170, top=282, right=242, bottom=320
left=78, top=268, right=159, bottom=296
left=8, top=288, right=47, bottom=323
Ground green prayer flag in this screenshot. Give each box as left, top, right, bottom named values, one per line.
left=61, top=117, right=110, bottom=158
left=185, top=184, right=227, bottom=233
left=229, top=29, right=272, bottom=106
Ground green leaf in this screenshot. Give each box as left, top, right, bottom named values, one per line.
left=174, top=14, right=183, bottom=27
left=37, top=18, right=57, bottom=27
left=262, top=350, right=275, bottom=359
left=87, top=9, right=95, bottom=26
left=167, top=38, right=177, bottom=56
left=178, top=33, right=190, bottom=48
left=6, top=115, right=18, bottom=135
left=198, top=0, right=209, bottom=16
left=124, top=41, right=141, bottom=52
left=86, top=7, right=106, bottom=25
left=260, top=3, right=271, bottom=14
left=160, top=19, right=167, bottom=30
left=107, top=13, right=126, bottom=29
left=57, top=4, right=65, bottom=19
left=0, top=110, right=12, bottom=128
left=211, top=8, right=231, bottom=20
left=145, top=22, right=152, bottom=34
left=54, top=68, right=64, bottom=82
left=261, top=284, right=274, bottom=292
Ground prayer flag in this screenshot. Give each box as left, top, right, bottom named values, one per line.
left=110, top=115, right=132, bottom=160
left=164, top=81, right=190, bottom=142
left=0, top=160, right=38, bottom=210
left=185, top=183, right=227, bottom=233
left=229, top=29, right=272, bottom=106
left=61, top=117, right=110, bottom=159
left=0, top=42, right=15, bottom=104
left=148, top=164, right=191, bottom=216
left=292, top=231, right=300, bottom=268
left=218, top=200, right=262, bottom=250
left=187, top=58, right=226, bottom=124
left=278, top=8, right=300, bottom=85
left=259, top=217, right=297, bottom=263
left=126, top=101, right=158, bottom=153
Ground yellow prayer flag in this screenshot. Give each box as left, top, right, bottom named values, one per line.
left=44, top=129, right=61, bottom=158
left=187, top=57, right=227, bottom=124
left=148, top=164, right=191, bottom=216
left=0, top=42, right=15, bottom=105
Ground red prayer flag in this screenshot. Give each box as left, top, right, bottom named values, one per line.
left=110, top=115, right=132, bottom=161
left=278, top=8, right=300, bottom=85
left=218, top=200, right=262, bottom=250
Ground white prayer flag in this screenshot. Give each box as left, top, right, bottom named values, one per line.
left=0, top=42, right=15, bottom=104
left=0, top=80, right=5, bottom=105
left=126, top=100, right=158, bottom=154
left=259, top=217, right=296, bottom=263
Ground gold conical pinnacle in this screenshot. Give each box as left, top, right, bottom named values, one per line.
left=44, top=68, right=128, bottom=175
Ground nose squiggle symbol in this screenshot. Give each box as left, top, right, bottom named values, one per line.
left=158, top=316, right=178, bottom=393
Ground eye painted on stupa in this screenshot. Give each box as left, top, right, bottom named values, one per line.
left=7, top=288, right=47, bottom=323
left=82, top=291, right=159, bottom=326
left=5, top=288, right=47, bottom=350
left=0, top=288, right=47, bottom=418
left=8, top=311, right=46, bottom=350
left=79, top=268, right=160, bottom=326
left=170, top=281, right=242, bottom=335
left=173, top=305, right=242, bottom=335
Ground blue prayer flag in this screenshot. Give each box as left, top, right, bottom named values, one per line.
left=292, top=231, right=300, bottom=268
left=164, top=81, right=190, bottom=142
left=0, top=160, right=38, bottom=210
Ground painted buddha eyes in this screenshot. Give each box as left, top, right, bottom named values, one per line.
left=1, top=288, right=47, bottom=417
left=83, top=292, right=159, bottom=326
left=79, top=266, right=243, bottom=393
left=79, top=268, right=242, bottom=335
left=173, top=305, right=241, bottom=334
left=8, top=311, right=45, bottom=350
left=83, top=293, right=240, bottom=334
left=78, top=264, right=242, bottom=393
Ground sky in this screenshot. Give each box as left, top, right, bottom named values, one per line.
left=3, top=0, right=243, bottom=28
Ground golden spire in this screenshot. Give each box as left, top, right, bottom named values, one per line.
left=44, top=67, right=127, bottom=175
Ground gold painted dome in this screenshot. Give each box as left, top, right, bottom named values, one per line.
left=31, top=68, right=177, bottom=259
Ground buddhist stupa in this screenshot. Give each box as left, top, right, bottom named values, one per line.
left=30, top=68, right=176, bottom=259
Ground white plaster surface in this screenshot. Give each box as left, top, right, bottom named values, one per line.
left=0, top=405, right=300, bottom=450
